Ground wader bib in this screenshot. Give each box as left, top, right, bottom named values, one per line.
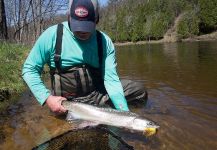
left=50, top=24, right=148, bottom=106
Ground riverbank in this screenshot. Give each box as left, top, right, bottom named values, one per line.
left=115, top=31, right=217, bottom=46
left=0, top=42, right=29, bottom=112
left=182, top=31, right=217, bottom=42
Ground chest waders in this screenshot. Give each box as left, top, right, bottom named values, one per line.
left=50, top=24, right=105, bottom=101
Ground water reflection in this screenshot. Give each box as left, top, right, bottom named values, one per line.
left=117, top=41, right=217, bottom=97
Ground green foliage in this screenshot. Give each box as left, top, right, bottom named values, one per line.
left=0, top=42, right=29, bottom=93
left=199, top=0, right=217, bottom=30
left=199, top=0, right=217, bottom=28
left=99, top=0, right=216, bottom=42
left=130, top=3, right=146, bottom=42
left=177, top=16, right=190, bottom=38
left=177, top=10, right=200, bottom=38
left=115, top=7, right=130, bottom=41
left=149, top=13, right=170, bottom=40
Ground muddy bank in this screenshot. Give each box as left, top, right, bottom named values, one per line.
left=0, top=42, right=30, bottom=112
left=182, top=31, right=217, bottom=42
left=114, top=31, right=217, bottom=46
left=0, top=90, right=73, bottom=150
left=0, top=90, right=23, bottom=113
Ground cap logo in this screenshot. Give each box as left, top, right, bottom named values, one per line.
left=75, top=6, right=88, bottom=18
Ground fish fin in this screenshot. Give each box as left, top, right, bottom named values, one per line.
left=66, top=111, right=80, bottom=122
left=66, top=111, right=100, bottom=129
left=77, top=121, right=100, bottom=129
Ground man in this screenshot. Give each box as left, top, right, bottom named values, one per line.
left=22, top=0, right=147, bottom=115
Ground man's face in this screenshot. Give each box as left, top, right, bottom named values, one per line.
left=73, top=31, right=92, bottom=40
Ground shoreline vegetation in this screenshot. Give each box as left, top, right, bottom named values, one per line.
left=0, top=42, right=29, bottom=111
left=115, top=31, right=217, bottom=46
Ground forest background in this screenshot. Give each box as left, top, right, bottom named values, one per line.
left=0, top=0, right=217, bottom=43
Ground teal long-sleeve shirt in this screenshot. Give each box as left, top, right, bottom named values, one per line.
left=22, top=22, right=129, bottom=111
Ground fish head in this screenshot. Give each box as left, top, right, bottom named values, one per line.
left=132, top=117, right=160, bottom=136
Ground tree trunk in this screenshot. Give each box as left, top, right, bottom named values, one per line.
left=0, top=0, right=8, bottom=40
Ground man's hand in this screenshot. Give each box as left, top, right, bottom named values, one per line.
left=45, top=95, right=67, bottom=114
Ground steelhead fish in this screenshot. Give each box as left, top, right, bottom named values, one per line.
left=62, top=101, right=160, bottom=136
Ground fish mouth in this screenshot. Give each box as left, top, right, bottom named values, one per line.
left=143, top=128, right=158, bottom=136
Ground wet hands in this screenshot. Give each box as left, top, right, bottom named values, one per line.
left=46, top=95, right=67, bottom=114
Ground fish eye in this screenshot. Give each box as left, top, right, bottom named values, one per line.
left=148, top=122, right=154, bottom=125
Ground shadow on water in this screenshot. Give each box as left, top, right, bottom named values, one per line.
left=1, top=41, right=217, bottom=150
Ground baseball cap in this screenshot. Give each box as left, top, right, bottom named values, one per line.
left=69, top=0, right=99, bottom=33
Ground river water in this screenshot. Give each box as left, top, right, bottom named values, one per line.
left=116, top=41, right=217, bottom=149
left=0, top=41, right=217, bottom=150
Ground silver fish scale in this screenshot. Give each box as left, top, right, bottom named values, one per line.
left=62, top=101, right=137, bottom=127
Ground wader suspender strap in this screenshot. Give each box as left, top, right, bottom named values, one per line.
left=96, top=30, right=103, bottom=69
left=54, top=24, right=103, bottom=71
left=54, top=24, right=63, bottom=71
left=52, top=24, right=63, bottom=96
left=53, top=24, right=103, bottom=96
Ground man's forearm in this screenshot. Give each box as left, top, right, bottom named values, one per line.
left=22, top=69, right=51, bottom=105
left=109, top=94, right=129, bottom=111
